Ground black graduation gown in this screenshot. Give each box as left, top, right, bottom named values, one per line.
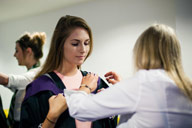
left=20, top=71, right=117, bottom=128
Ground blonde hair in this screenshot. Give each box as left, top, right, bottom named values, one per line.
left=133, top=24, right=192, bottom=100
left=35, top=15, right=93, bottom=79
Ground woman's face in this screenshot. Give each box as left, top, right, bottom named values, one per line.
left=63, top=27, right=90, bottom=67
left=14, top=43, right=25, bottom=66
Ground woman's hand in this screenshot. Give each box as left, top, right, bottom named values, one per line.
left=80, top=73, right=98, bottom=93
left=42, top=94, right=67, bottom=128
left=104, top=71, right=122, bottom=85
left=47, top=94, right=67, bottom=122
left=0, top=73, right=9, bottom=86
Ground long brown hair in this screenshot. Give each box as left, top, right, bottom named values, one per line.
left=133, top=24, right=192, bottom=100
left=35, top=15, right=93, bottom=79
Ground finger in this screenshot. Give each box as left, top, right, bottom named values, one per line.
left=94, top=74, right=99, bottom=79
left=87, top=72, right=93, bottom=75
left=86, top=73, right=95, bottom=77
left=90, top=73, right=94, bottom=77
left=51, top=95, right=57, bottom=99
left=104, top=71, right=113, bottom=77
left=57, top=93, right=64, bottom=97
left=107, top=79, right=117, bottom=84
left=105, top=71, right=117, bottom=78
left=87, top=73, right=98, bottom=79
left=49, top=95, right=57, bottom=101
left=91, top=73, right=97, bottom=77
left=106, top=76, right=115, bottom=81
left=108, top=76, right=115, bottom=79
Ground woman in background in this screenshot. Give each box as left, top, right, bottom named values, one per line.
left=0, top=32, right=46, bottom=128
left=20, top=15, right=117, bottom=128
left=51, top=24, right=192, bottom=128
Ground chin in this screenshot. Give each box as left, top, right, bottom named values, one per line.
left=76, top=62, right=84, bottom=65
left=18, top=62, right=24, bottom=66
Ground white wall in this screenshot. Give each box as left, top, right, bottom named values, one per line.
left=0, top=0, right=190, bottom=109
left=176, top=0, right=192, bottom=79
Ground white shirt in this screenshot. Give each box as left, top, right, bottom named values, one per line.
left=7, top=67, right=41, bottom=90
left=65, top=69, right=192, bottom=128
left=7, top=67, right=41, bottom=121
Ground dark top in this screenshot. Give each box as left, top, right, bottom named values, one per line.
left=20, top=71, right=117, bottom=128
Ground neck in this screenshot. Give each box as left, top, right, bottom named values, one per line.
left=26, top=59, right=38, bottom=70
left=56, top=62, right=78, bottom=76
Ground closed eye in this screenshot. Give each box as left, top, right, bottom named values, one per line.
left=72, top=43, right=78, bottom=46
left=84, top=40, right=90, bottom=45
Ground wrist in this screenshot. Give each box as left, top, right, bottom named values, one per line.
left=47, top=112, right=59, bottom=123
left=79, top=84, right=92, bottom=93
left=46, top=116, right=56, bottom=124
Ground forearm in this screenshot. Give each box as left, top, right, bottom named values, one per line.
left=0, top=73, right=9, bottom=86
left=65, top=90, right=106, bottom=121
left=65, top=81, right=136, bottom=121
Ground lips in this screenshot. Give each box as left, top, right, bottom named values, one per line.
left=76, top=56, right=85, bottom=59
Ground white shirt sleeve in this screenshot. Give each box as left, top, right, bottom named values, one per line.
left=7, top=67, right=40, bottom=90
left=65, top=77, right=142, bottom=122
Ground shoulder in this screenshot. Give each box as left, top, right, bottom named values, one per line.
left=24, top=74, right=62, bottom=101
left=33, top=74, right=53, bottom=84
left=133, top=70, right=177, bottom=95
left=136, top=69, right=173, bottom=83
left=26, top=74, right=54, bottom=89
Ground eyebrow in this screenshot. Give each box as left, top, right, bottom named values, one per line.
left=70, top=39, right=90, bottom=42
left=70, top=39, right=80, bottom=42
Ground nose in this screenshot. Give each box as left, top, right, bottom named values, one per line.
left=14, top=52, right=16, bottom=57
left=79, top=44, right=86, bottom=53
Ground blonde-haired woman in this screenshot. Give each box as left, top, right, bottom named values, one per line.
left=0, top=32, right=46, bottom=128
left=55, top=24, right=192, bottom=128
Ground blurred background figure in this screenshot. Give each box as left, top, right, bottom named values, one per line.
left=0, top=32, right=46, bottom=128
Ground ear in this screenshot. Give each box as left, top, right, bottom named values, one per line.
left=25, top=47, right=33, bottom=55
